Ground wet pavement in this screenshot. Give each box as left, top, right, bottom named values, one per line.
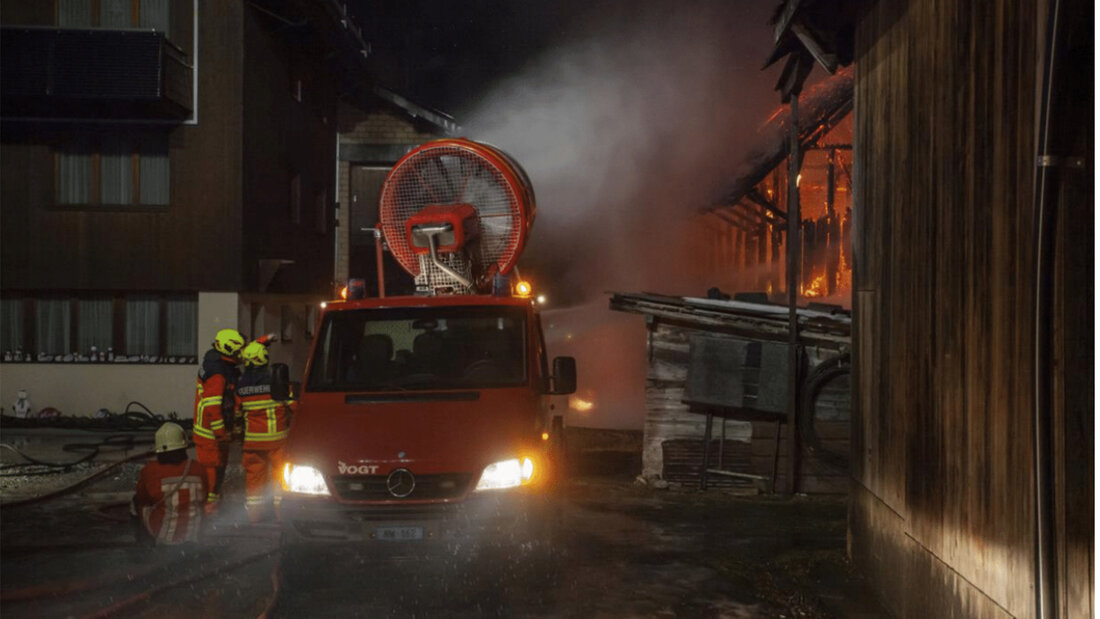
left=1, top=432, right=890, bottom=618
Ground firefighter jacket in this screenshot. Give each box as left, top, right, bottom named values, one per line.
left=237, top=366, right=294, bottom=451
left=133, top=457, right=207, bottom=545
left=193, top=349, right=239, bottom=444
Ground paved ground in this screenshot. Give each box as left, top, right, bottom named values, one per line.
left=1, top=431, right=890, bottom=618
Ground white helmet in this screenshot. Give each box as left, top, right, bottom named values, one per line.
left=154, top=422, right=188, bottom=453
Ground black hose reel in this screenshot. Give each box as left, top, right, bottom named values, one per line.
left=797, top=352, right=851, bottom=471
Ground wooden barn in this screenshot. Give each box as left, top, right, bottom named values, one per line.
left=769, top=1, right=1094, bottom=617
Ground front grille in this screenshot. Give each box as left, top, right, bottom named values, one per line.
left=331, top=473, right=472, bottom=501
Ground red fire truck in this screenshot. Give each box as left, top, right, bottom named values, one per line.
left=274, top=139, right=576, bottom=566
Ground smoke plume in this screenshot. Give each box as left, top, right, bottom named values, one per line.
left=464, top=0, right=780, bottom=428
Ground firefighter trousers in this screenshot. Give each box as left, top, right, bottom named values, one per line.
left=194, top=440, right=229, bottom=504
left=242, top=445, right=285, bottom=523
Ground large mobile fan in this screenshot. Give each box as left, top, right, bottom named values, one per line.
left=379, top=139, right=536, bottom=295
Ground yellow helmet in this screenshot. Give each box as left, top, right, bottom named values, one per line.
left=241, top=341, right=270, bottom=367
left=213, top=329, right=245, bottom=357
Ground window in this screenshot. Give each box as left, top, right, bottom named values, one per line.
left=77, top=298, right=113, bottom=354
left=308, top=306, right=528, bottom=392
left=165, top=296, right=197, bottom=357
left=281, top=305, right=294, bottom=342
left=1, top=299, right=25, bottom=355
left=305, top=304, right=318, bottom=338
left=57, top=134, right=170, bottom=206
left=35, top=300, right=72, bottom=357
left=126, top=295, right=160, bottom=356
left=1, top=293, right=197, bottom=362
left=57, top=0, right=170, bottom=31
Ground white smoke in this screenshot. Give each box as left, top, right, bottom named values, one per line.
left=463, top=0, right=781, bottom=428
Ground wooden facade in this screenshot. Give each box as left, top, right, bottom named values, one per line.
left=241, top=3, right=339, bottom=295
left=0, top=0, right=345, bottom=294
left=850, top=1, right=1092, bottom=618
left=0, top=1, right=442, bottom=409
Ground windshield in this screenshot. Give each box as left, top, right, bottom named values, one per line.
left=307, top=305, right=528, bottom=392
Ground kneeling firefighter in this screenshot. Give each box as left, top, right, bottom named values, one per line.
left=237, top=339, right=294, bottom=523
left=132, top=422, right=207, bottom=546
left=193, top=328, right=245, bottom=513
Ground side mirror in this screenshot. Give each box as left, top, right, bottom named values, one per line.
left=271, top=363, right=291, bottom=401
left=551, top=356, right=576, bottom=395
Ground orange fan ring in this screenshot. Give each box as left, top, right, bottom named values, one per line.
left=379, top=138, right=537, bottom=279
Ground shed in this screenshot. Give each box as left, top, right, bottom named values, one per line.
left=610, top=292, right=851, bottom=493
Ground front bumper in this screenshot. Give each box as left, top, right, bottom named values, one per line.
left=280, top=490, right=541, bottom=550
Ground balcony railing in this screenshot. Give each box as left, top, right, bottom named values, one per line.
left=1, top=26, right=192, bottom=121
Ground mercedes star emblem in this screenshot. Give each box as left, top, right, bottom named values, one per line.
left=386, top=468, right=416, bottom=498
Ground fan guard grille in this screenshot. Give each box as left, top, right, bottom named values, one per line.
left=379, top=140, right=534, bottom=281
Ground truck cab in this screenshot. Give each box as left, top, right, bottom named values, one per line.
left=279, top=292, right=574, bottom=552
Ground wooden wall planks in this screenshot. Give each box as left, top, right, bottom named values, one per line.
left=850, top=0, right=1091, bottom=617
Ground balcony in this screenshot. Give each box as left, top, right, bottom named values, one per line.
left=1, top=27, right=192, bottom=121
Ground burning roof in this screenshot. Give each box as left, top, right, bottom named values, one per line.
left=709, top=66, right=853, bottom=212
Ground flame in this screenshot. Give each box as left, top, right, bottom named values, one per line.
left=837, top=251, right=852, bottom=292
left=802, top=271, right=829, bottom=298
left=569, top=396, right=594, bottom=412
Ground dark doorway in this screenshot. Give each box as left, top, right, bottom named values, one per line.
left=349, top=165, right=414, bottom=296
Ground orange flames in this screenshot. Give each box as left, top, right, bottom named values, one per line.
left=801, top=251, right=853, bottom=300
left=802, top=272, right=830, bottom=298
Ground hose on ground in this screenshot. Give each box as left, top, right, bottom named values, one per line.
left=1, top=400, right=190, bottom=432
left=0, top=434, right=152, bottom=476
left=0, top=448, right=154, bottom=509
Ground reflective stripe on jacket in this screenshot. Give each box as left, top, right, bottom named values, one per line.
left=193, top=376, right=229, bottom=441
left=134, top=458, right=207, bottom=545
left=193, top=349, right=238, bottom=443
left=237, top=371, right=293, bottom=450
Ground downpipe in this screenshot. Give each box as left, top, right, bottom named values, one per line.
left=1031, top=0, right=1065, bottom=616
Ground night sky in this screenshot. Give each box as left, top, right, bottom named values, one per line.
left=351, top=0, right=780, bottom=118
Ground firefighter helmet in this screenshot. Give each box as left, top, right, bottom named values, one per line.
left=241, top=341, right=270, bottom=367
left=154, top=422, right=188, bottom=453
left=213, top=329, right=245, bottom=357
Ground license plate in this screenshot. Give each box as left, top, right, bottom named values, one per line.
left=375, top=526, right=424, bottom=542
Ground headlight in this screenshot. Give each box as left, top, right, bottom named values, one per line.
left=282, top=463, right=331, bottom=496
left=475, top=457, right=535, bottom=491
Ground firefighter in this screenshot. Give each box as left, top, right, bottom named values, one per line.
left=193, top=328, right=245, bottom=514
left=237, top=339, right=293, bottom=523
left=132, top=422, right=207, bottom=546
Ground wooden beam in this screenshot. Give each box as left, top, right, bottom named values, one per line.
left=747, top=188, right=788, bottom=220
left=708, top=210, right=754, bottom=232
left=713, top=206, right=762, bottom=232
left=773, top=0, right=803, bottom=43
left=785, top=93, right=802, bottom=495
left=729, top=202, right=771, bottom=228
left=778, top=51, right=815, bottom=102
left=792, top=22, right=838, bottom=74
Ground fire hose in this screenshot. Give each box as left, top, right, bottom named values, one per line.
left=1, top=400, right=188, bottom=432
left=0, top=446, right=154, bottom=509
left=0, top=434, right=150, bottom=476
